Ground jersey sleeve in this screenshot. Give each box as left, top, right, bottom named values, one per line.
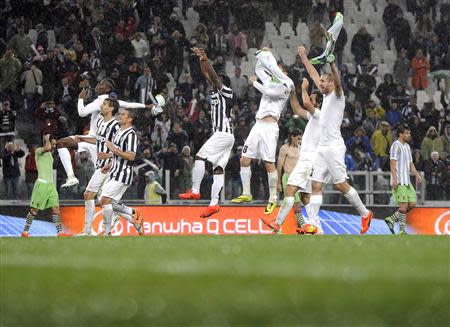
left=35, top=147, right=43, bottom=155
left=78, top=98, right=101, bottom=117
left=218, top=85, right=233, bottom=99
left=124, top=131, right=138, bottom=153
left=252, top=81, right=289, bottom=99
left=390, top=142, right=400, bottom=160
left=118, top=100, right=146, bottom=109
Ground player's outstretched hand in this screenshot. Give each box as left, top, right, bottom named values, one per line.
left=416, top=174, right=422, bottom=185
left=298, top=45, right=307, bottom=57
left=79, top=88, right=88, bottom=100
left=105, top=141, right=115, bottom=152
left=301, top=78, right=309, bottom=89
left=97, top=152, right=110, bottom=160
left=151, top=104, right=164, bottom=116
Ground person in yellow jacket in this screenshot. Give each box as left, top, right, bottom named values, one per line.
left=371, top=121, right=393, bottom=170
left=144, top=171, right=167, bottom=204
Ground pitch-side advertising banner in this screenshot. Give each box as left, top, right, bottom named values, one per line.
left=407, top=208, right=450, bottom=235
left=60, top=206, right=299, bottom=236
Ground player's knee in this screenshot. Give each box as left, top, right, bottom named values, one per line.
left=312, top=181, right=322, bottom=193
left=213, top=166, right=224, bottom=174
left=285, top=186, right=297, bottom=197
left=240, top=156, right=251, bottom=166
left=84, top=191, right=95, bottom=200
left=30, top=208, right=38, bottom=216
left=100, top=197, right=111, bottom=206
left=334, top=182, right=349, bottom=193
left=408, top=202, right=416, bottom=211
left=301, top=193, right=310, bottom=205
left=264, top=161, right=275, bottom=172
left=51, top=207, right=60, bottom=215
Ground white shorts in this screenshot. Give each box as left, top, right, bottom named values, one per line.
left=72, top=137, right=97, bottom=163
left=287, top=158, right=313, bottom=193
left=99, top=177, right=128, bottom=202
left=196, top=132, right=234, bottom=169
left=242, top=120, right=279, bottom=162
left=86, top=169, right=108, bottom=193
left=312, top=145, right=348, bottom=184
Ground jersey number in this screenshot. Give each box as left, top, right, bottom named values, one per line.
left=242, top=145, right=248, bottom=154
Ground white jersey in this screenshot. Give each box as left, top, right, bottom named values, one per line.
left=300, top=109, right=321, bottom=159
left=252, top=81, right=290, bottom=121
left=78, top=95, right=145, bottom=136
left=318, top=91, right=345, bottom=147
left=390, top=140, right=412, bottom=186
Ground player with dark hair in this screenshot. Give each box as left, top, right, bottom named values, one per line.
left=384, top=125, right=422, bottom=234
left=178, top=47, right=235, bottom=218
left=21, top=134, right=71, bottom=237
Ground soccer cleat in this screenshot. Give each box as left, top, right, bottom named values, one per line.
left=200, top=205, right=220, bottom=218
left=21, top=231, right=29, bottom=238
left=301, top=224, right=318, bottom=235
left=111, top=213, right=121, bottom=230
left=178, top=189, right=201, bottom=200
left=133, top=209, right=144, bottom=235
left=399, top=230, right=408, bottom=235
left=74, top=231, right=91, bottom=237
left=264, top=201, right=277, bottom=215
left=384, top=216, right=396, bottom=234
left=61, top=175, right=79, bottom=188
left=360, top=210, right=374, bottom=234
left=231, top=195, right=253, bottom=203
left=57, top=232, right=72, bottom=237
left=261, top=217, right=281, bottom=233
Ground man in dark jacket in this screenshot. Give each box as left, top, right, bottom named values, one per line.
left=2, top=141, right=25, bottom=199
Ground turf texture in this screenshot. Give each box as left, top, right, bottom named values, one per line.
left=1, top=236, right=449, bottom=326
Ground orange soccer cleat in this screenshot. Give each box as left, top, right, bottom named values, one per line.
left=360, top=210, right=374, bottom=234
left=261, top=217, right=281, bottom=233
left=200, top=205, right=220, bottom=218
left=21, top=231, right=29, bottom=238
left=297, top=224, right=318, bottom=235
left=133, top=208, right=144, bottom=235
left=178, top=189, right=201, bottom=200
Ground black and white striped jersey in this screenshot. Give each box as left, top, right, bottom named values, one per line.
left=210, top=85, right=233, bottom=134
left=109, top=126, right=138, bottom=185
left=95, top=117, right=120, bottom=169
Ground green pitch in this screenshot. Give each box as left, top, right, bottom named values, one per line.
left=1, top=236, right=449, bottom=326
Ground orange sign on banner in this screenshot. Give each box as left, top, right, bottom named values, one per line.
left=407, top=208, right=450, bottom=235
left=60, top=206, right=298, bottom=236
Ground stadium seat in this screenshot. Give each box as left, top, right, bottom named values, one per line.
left=383, top=50, right=396, bottom=65
left=295, top=22, right=308, bottom=37
left=433, top=91, right=443, bottom=110
left=416, top=90, right=429, bottom=110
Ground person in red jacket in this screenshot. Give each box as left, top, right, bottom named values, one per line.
left=411, top=49, right=430, bottom=91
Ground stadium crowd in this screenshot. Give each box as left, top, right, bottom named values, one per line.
left=0, top=0, right=449, bottom=202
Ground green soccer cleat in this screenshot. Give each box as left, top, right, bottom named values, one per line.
left=231, top=195, right=253, bottom=203
left=384, top=216, right=396, bottom=234
left=264, top=201, right=277, bottom=215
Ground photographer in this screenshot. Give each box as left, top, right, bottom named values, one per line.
left=1, top=141, right=25, bottom=199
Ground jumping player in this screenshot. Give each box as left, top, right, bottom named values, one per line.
left=178, top=47, right=235, bottom=218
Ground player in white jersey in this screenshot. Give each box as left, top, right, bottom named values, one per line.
left=261, top=78, right=326, bottom=234
left=232, top=48, right=294, bottom=215
left=178, top=47, right=235, bottom=218
left=75, top=99, right=144, bottom=236
left=384, top=125, right=422, bottom=234
left=56, top=78, right=162, bottom=188
left=298, top=45, right=374, bottom=234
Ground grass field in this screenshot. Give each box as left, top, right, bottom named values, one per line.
left=1, top=236, right=449, bottom=326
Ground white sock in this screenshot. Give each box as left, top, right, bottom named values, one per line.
left=102, top=204, right=113, bottom=234
left=304, top=203, right=312, bottom=223
left=57, top=148, right=74, bottom=177
left=191, top=160, right=205, bottom=194
left=344, top=187, right=369, bottom=217
left=267, top=170, right=278, bottom=203
left=209, top=174, right=224, bottom=206
left=84, top=200, right=95, bottom=234
left=112, top=202, right=134, bottom=223
left=309, top=195, right=323, bottom=226
left=240, top=166, right=252, bottom=196
left=275, top=196, right=294, bottom=226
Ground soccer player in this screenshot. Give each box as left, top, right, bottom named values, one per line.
left=21, top=134, right=71, bottom=237
left=299, top=45, right=374, bottom=234
left=178, top=47, right=235, bottom=218
left=384, top=125, right=422, bottom=234
left=262, top=78, right=325, bottom=234
left=76, top=99, right=143, bottom=236
left=232, top=48, right=294, bottom=215
left=56, top=78, right=162, bottom=188
left=99, top=108, right=140, bottom=236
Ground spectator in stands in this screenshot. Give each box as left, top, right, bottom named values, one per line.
left=167, top=30, right=188, bottom=80
left=309, top=19, right=326, bottom=50
left=346, top=127, right=375, bottom=170
left=393, top=48, right=411, bottom=87
left=371, top=121, right=393, bottom=170
left=0, top=99, right=16, bottom=149
left=166, top=12, right=186, bottom=37
left=428, top=34, right=446, bottom=72
left=353, top=58, right=376, bottom=105
left=20, top=62, right=43, bottom=114
left=180, top=145, right=194, bottom=194
left=1, top=141, right=24, bottom=199
left=209, top=26, right=228, bottom=59
left=135, top=66, right=157, bottom=104
left=424, top=151, right=446, bottom=200
left=386, top=102, right=403, bottom=127
left=228, top=23, right=248, bottom=67
left=0, top=48, right=22, bottom=97
left=365, top=99, right=385, bottom=120
left=441, top=124, right=450, bottom=154
left=409, top=31, right=428, bottom=59
left=35, top=23, right=48, bottom=51
left=76, top=150, right=95, bottom=196
left=234, top=117, right=250, bottom=146
left=241, top=2, right=264, bottom=49
left=56, top=77, right=77, bottom=113
left=392, top=10, right=412, bottom=53
left=383, top=0, right=401, bottom=50
left=8, top=27, right=32, bottom=62
left=375, top=74, right=397, bottom=111
left=362, top=109, right=379, bottom=137
left=335, top=26, right=348, bottom=66
left=167, top=121, right=188, bottom=152
left=434, top=14, right=449, bottom=50
left=411, top=49, right=430, bottom=91
left=159, top=142, right=183, bottom=198
left=421, top=126, right=444, bottom=160
left=144, top=171, right=166, bottom=204
left=193, top=23, right=209, bottom=49
left=35, top=100, right=60, bottom=137
left=413, top=149, right=425, bottom=172
left=230, top=67, right=248, bottom=102
left=131, top=33, right=149, bottom=69
left=351, top=26, right=374, bottom=64
left=24, top=144, right=37, bottom=196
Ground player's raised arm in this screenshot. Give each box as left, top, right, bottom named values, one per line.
left=192, top=47, right=223, bottom=90
left=289, top=88, right=309, bottom=120
left=298, top=45, right=321, bottom=89
left=330, top=62, right=343, bottom=97
left=41, top=134, right=52, bottom=153
left=300, top=78, right=315, bottom=115
left=77, top=89, right=101, bottom=117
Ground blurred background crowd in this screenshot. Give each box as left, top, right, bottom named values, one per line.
left=0, top=0, right=449, bottom=203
